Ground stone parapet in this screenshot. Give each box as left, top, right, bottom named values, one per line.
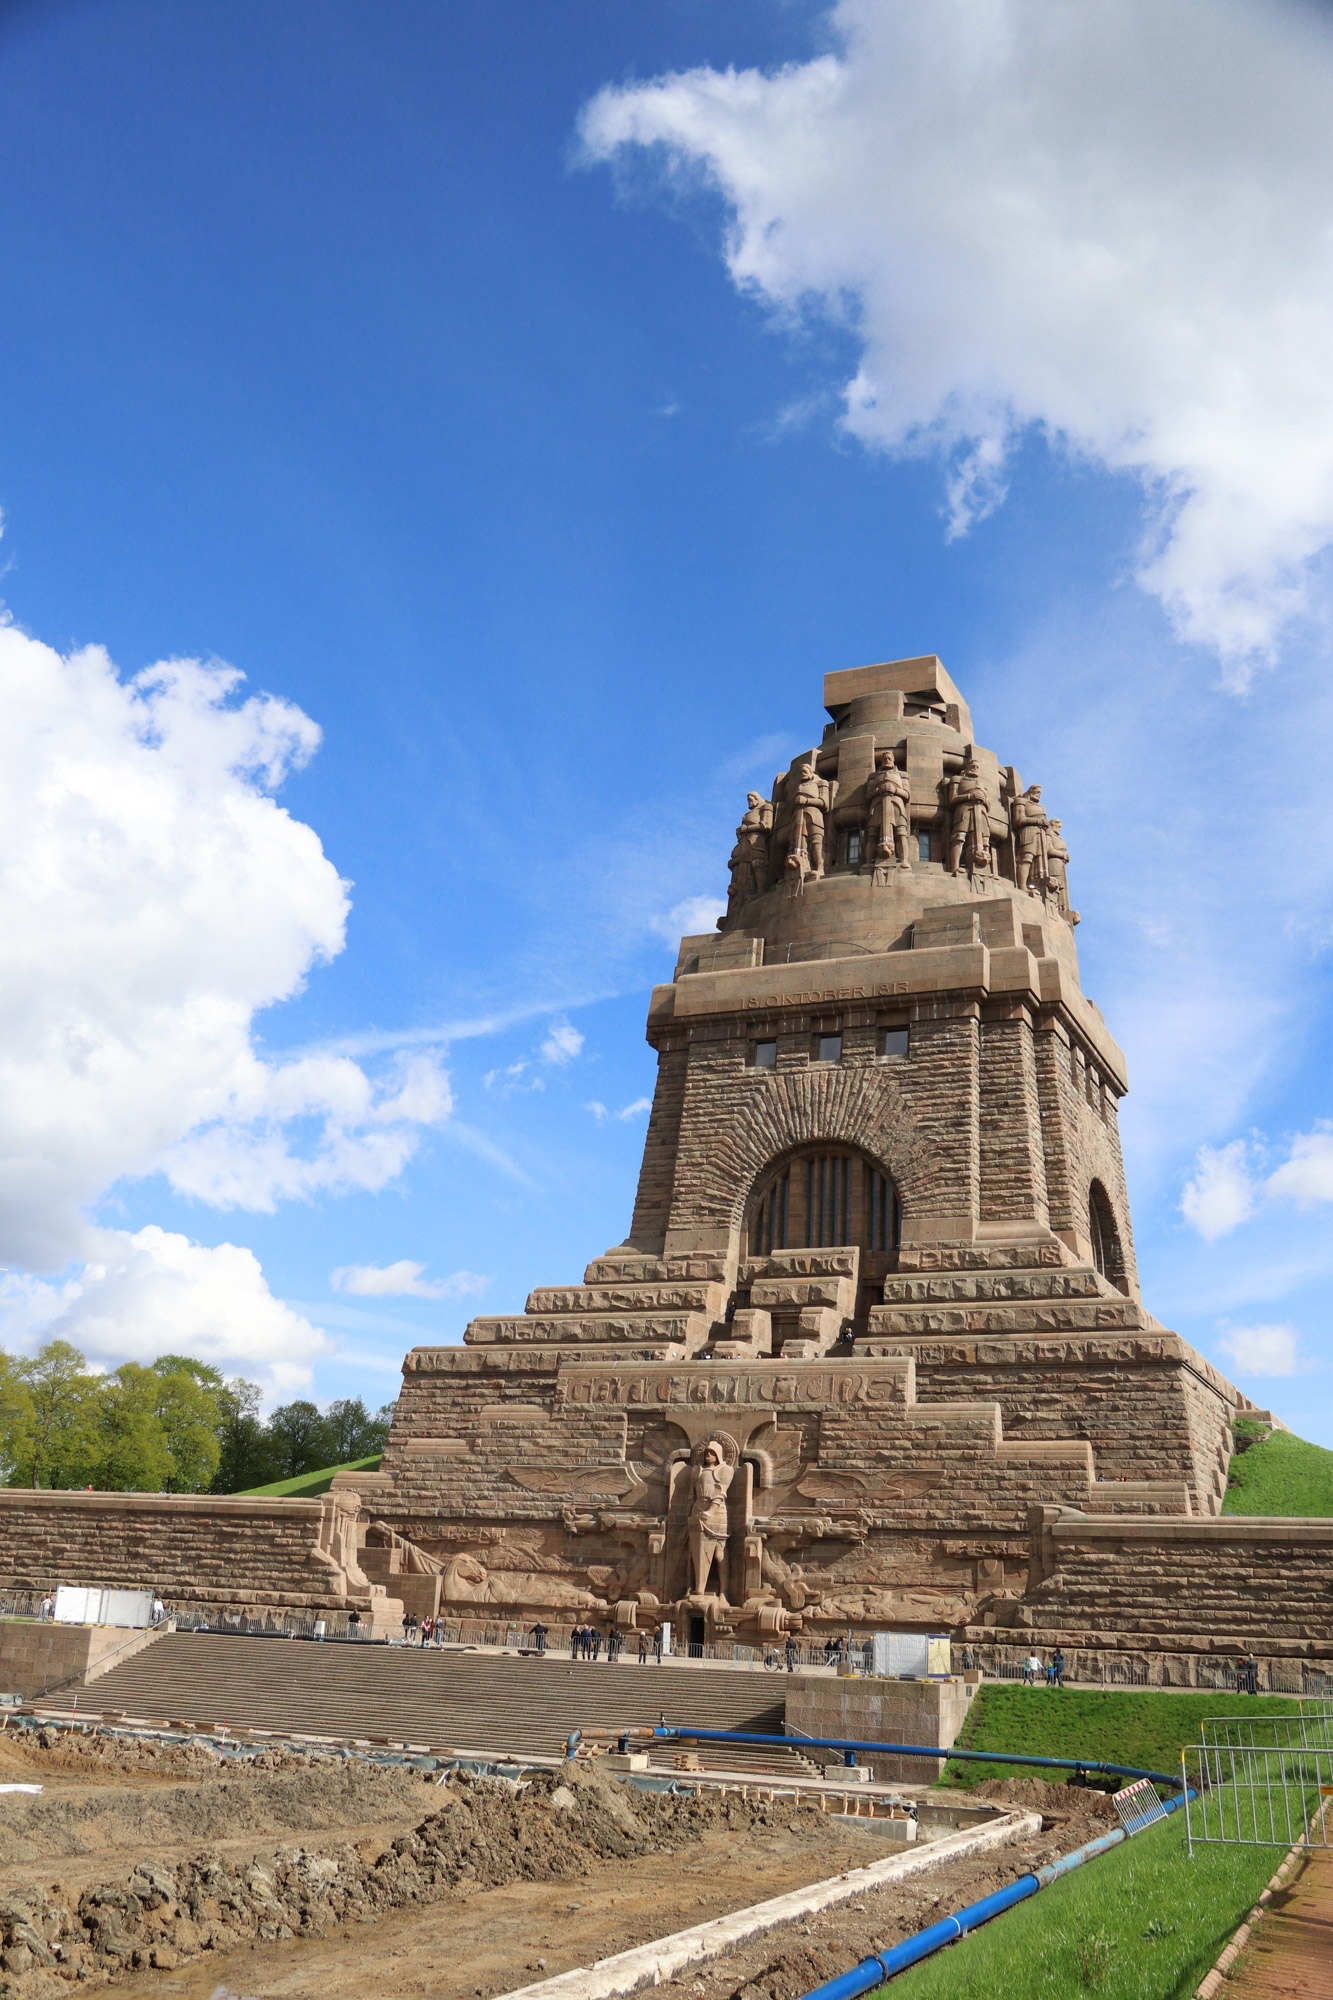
left=463, top=1312, right=712, bottom=1350
left=867, top=1299, right=1148, bottom=1336
left=0, top=1490, right=402, bottom=1631
left=525, top=1283, right=727, bottom=1316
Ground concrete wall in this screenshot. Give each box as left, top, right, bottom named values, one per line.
left=0, top=1617, right=166, bottom=1699
left=786, top=1672, right=977, bottom=1783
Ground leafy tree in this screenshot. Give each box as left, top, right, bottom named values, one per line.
left=264, top=1398, right=332, bottom=1479
left=322, top=1396, right=392, bottom=1464
left=210, top=1377, right=274, bottom=1492
left=0, top=1351, right=34, bottom=1486
left=9, top=1342, right=101, bottom=1488
left=95, top=1364, right=172, bottom=1492
left=148, top=1357, right=228, bottom=1491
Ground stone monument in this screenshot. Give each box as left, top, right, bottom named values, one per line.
left=340, top=656, right=1277, bottom=1664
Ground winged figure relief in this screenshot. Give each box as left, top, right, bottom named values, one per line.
left=508, top=1464, right=649, bottom=1506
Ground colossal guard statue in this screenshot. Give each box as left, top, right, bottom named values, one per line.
left=344, top=655, right=1254, bottom=1664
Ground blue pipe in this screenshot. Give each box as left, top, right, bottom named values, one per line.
left=655, top=1726, right=1181, bottom=1793
left=797, top=1785, right=1196, bottom=2000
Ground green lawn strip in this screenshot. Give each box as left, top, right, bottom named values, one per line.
left=887, top=1813, right=1277, bottom=2000
left=937, top=1685, right=1305, bottom=1790
left=1223, top=1420, right=1333, bottom=1516
left=237, top=1454, right=381, bottom=1498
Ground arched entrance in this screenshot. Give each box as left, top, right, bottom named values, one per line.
left=745, top=1144, right=901, bottom=1332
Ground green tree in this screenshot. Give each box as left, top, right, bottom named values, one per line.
left=10, top=1341, right=102, bottom=1487
left=148, top=1356, right=228, bottom=1491
left=210, top=1377, right=276, bottom=1492
left=95, top=1364, right=171, bottom=1491
left=265, top=1398, right=331, bottom=1478
left=323, top=1396, right=392, bottom=1463
left=0, top=1350, right=35, bottom=1486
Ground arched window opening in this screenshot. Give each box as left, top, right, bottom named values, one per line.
left=747, top=1147, right=901, bottom=1262
left=1089, top=1180, right=1128, bottom=1295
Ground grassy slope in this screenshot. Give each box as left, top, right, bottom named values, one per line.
left=938, top=1685, right=1304, bottom=1789
left=237, top=1454, right=381, bottom=1498
left=891, top=1811, right=1276, bottom=2000
left=1222, top=1421, right=1333, bottom=1516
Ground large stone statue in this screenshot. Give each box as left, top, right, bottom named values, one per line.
left=1010, top=782, right=1050, bottom=895
left=724, top=793, right=773, bottom=919
left=688, top=1434, right=737, bottom=1597
left=947, top=756, right=992, bottom=877
left=866, top=749, right=911, bottom=873
left=785, top=762, right=834, bottom=882
left=1046, top=818, right=1076, bottom=923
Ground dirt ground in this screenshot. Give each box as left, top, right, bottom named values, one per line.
left=0, top=1727, right=1117, bottom=2000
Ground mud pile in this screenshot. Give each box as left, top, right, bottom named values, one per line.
left=0, top=1762, right=812, bottom=1994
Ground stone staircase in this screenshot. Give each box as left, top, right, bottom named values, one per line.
left=41, top=1633, right=805, bottom=1767
left=460, top=1252, right=734, bottom=1358
left=865, top=1241, right=1155, bottom=1342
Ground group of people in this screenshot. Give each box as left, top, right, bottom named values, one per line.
left=562, top=1622, right=629, bottom=1662
left=1020, top=1649, right=1067, bottom=1687
left=400, top=1611, right=442, bottom=1646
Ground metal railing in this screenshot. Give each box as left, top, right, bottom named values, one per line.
left=970, top=1646, right=1332, bottom=1695
left=1184, top=1702, right=1333, bottom=1853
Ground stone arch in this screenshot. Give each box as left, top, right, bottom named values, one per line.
left=1089, top=1179, right=1129, bottom=1294
left=675, top=1062, right=923, bottom=1236
left=745, top=1140, right=901, bottom=1258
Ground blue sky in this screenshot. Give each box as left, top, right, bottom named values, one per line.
left=1, top=1, right=1331, bottom=1439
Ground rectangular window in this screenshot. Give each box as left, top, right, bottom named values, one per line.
left=880, top=1027, right=909, bottom=1059
left=817, top=1033, right=842, bottom=1064
left=751, top=1039, right=777, bottom=1069
left=917, top=831, right=931, bottom=861
left=846, top=830, right=862, bottom=866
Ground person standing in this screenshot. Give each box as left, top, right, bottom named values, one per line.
left=652, top=1626, right=663, bottom=1665
left=570, top=1624, right=580, bottom=1661
left=529, top=1619, right=548, bottom=1655
left=637, top=1629, right=648, bottom=1665
left=590, top=1627, right=602, bottom=1662
left=1050, top=1648, right=1066, bottom=1688
left=784, top=1633, right=798, bottom=1673
left=40, top=1594, right=53, bottom=1622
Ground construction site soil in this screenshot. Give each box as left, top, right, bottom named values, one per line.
left=0, top=1727, right=1117, bottom=2000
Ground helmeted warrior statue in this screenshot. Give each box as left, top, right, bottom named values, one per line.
left=1046, top=817, right=1075, bottom=922
left=867, top=748, right=912, bottom=873
left=947, top=755, right=992, bottom=877
left=1010, top=782, right=1050, bottom=895
left=723, top=792, right=773, bottom=921
left=785, top=761, right=834, bottom=882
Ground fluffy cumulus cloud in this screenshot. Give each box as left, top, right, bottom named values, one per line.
left=0, top=626, right=456, bottom=1391
left=581, top=0, right=1333, bottom=669
left=0, top=626, right=451, bottom=1268
left=1183, top=1125, right=1333, bottom=1241
left=650, top=895, right=726, bottom=942
left=540, top=1019, right=584, bottom=1065
left=1216, top=1322, right=1305, bottom=1379
left=0, top=1226, right=330, bottom=1400
left=330, top=1261, right=489, bottom=1301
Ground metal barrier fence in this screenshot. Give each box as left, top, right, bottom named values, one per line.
left=973, top=1646, right=1333, bottom=1696
left=1184, top=1702, right=1333, bottom=1853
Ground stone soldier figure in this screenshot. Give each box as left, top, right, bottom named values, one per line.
left=866, top=749, right=911, bottom=871
left=947, top=755, right=993, bottom=877
left=724, top=792, right=773, bottom=919
left=1045, top=817, right=1074, bottom=920
left=688, top=1434, right=736, bottom=1597
left=785, top=762, right=834, bottom=881
left=1010, top=783, right=1050, bottom=895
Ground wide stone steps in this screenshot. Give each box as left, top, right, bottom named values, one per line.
left=868, top=1297, right=1146, bottom=1337
left=43, top=1633, right=793, bottom=1763
left=881, top=1270, right=1111, bottom=1304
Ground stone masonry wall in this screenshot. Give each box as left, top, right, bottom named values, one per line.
left=1034, top=1020, right=1139, bottom=1292
left=627, top=1038, right=690, bottom=1254
left=0, top=1490, right=390, bottom=1618
left=979, top=1007, right=1048, bottom=1228
left=1016, top=1510, right=1333, bottom=1660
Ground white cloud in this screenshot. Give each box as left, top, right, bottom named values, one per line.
left=581, top=0, right=1333, bottom=668
left=1266, top=1127, right=1333, bottom=1207
left=1182, top=1141, right=1258, bottom=1242
left=651, top=895, right=726, bottom=941
left=1183, top=1124, right=1333, bottom=1243
left=1216, top=1322, right=1305, bottom=1379
left=0, top=1225, right=331, bottom=1401
left=540, top=1019, right=584, bottom=1065
left=0, top=628, right=449, bottom=1265
left=330, top=1261, right=490, bottom=1301
left=586, top=1097, right=652, bottom=1124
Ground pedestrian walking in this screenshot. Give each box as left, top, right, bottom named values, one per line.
left=652, top=1626, right=663, bottom=1664
left=784, top=1633, right=798, bottom=1673
left=1050, top=1648, right=1066, bottom=1688
left=1022, top=1651, right=1042, bottom=1685
left=39, top=1594, right=53, bottom=1622
left=403, top=1611, right=413, bottom=1644
left=607, top=1628, right=621, bottom=1662
left=529, top=1619, right=548, bottom=1655
left=637, top=1629, right=648, bottom=1665
left=1244, top=1652, right=1260, bottom=1695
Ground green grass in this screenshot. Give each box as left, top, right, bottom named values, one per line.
left=938, top=1685, right=1305, bottom=1790
left=889, top=1811, right=1277, bottom=2000
left=1223, top=1420, right=1333, bottom=1516
left=236, top=1454, right=381, bottom=1498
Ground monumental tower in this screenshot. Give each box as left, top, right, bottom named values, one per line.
left=345, top=657, right=1250, bottom=1652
